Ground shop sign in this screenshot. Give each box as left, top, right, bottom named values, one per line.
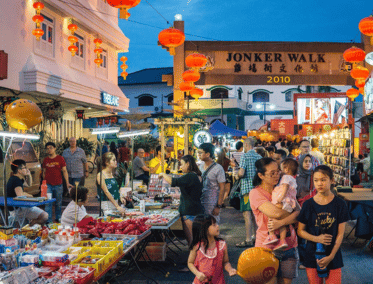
left=101, top=92, right=119, bottom=107
left=0, top=50, right=8, bottom=80
left=270, top=119, right=294, bottom=136
left=193, top=130, right=212, bottom=147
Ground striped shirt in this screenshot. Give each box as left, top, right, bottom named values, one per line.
left=231, top=151, right=245, bottom=170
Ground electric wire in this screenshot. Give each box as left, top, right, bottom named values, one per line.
left=143, top=0, right=170, bottom=25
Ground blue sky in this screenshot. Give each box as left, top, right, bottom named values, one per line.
left=118, top=0, right=369, bottom=74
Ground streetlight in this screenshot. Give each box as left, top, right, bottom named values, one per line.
left=256, top=103, right=276, bottom=123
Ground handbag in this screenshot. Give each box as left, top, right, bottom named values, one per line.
left=229, top=179, right=241, bottom=210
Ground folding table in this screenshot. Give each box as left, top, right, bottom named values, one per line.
left=0, top=197, right=56, bottom=227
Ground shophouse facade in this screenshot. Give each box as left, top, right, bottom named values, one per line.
left=0, top=0, right=129, bottom=141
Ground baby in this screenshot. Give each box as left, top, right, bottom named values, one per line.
left=264, top=158, right=298, bottom=250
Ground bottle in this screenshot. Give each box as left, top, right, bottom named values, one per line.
left=41, top=180, right=48, bottom=198
left=315, top=243, right=328, bottom=278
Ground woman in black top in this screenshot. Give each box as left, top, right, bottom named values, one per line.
left=159, top=155, right=204, bottom=245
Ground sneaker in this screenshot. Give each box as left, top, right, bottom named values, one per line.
left=263, top=235, right=279, bottom=245
left=236, top=240, right=255, bottom=248
left=273, top=240, right=289, bottom=251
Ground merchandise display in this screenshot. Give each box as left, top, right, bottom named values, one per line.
left=319, top=128, right=351, bottom=186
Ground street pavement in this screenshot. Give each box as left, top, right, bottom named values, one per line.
left=62, top=171, right=373, bottom=284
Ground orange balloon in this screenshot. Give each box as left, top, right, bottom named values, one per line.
left=5, top=99, right=43, bottom=130
left=237, top=247, right=279, bottom=284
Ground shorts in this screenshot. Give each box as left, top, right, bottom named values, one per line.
left=181, top=215, right=196, bottom=222
left=240, top=194, right=251, bottom=212
left=273, top=247, right=299, bottom=279
left=11, top=207, right=44, bottom=221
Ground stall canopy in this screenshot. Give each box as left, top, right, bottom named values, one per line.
left=209, top=120, right=247, bottom=137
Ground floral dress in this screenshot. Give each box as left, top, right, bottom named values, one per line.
left=193, top=240, right=226, bottom=284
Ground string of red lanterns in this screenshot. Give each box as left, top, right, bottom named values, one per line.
left=106, top=0, right=141, bottom=20
left=32, top=2, right=44, bottom=40
left=67, top=23, right=78, bottom=56
left=93, top=38, right=103, bottom=67
left=120, top=56, right=128, bottom=79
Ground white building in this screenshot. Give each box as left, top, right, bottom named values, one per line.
left=0, top=0, right=129, bottom=140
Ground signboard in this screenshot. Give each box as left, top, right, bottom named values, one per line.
left=187, top=98, right=240, bottom=110
left=193, top=130, right=212, bottom=147
left=101, top=92, right=119, bottom=107
left=0, top=50, right=8, bottom=80
left=270, top=119, right=294, bottom=136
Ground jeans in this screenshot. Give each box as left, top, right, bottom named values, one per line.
left=45, top=184, right=63, bottom=222
left=69, top=177, right=84, bottom=187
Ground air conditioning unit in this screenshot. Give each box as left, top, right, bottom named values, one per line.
left=246, top=103, right=253, bottom=110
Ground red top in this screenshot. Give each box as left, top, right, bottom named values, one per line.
left=118, top=146, right=130, bottom=163
left=42, top=155, right=66, bottom=185
left=193, top=240, right=226, bottom=284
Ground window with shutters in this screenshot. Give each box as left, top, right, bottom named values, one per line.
left=71, top=33, right=85, bottom=71
left=34, top=13, right=54, bottom=58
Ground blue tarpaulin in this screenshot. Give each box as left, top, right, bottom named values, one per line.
left=209, top=120, right=247, bottom=137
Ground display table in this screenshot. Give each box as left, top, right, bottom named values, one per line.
left=0, top=197, right=56, bottom=227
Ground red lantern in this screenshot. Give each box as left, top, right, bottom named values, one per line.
left=68, top=45, right=78, bottom=56
left=97, top=118, right=103, bottom=126
left=359, top=87, right=365, bottom=95
left=32, top=29, right=44, bottom=41
left=355, top=78, right=366, bottom=88
left=110, top=116, right=118, bottom=124
left=346, top=88, right=359, bottom=101
left=94, top=58, right=103, bottom=66
left=158, top=28, right=185, bottom=56
left=350, top=66, right=370, bottom=80
left=68, top=24, right=78, bottom=34
left=343, top=47, right=366, bottom=64
left=32, top=2, right=44, bottom=40
left=68, top=36, right=78, bottom=44
left=93, top=38, right=103, bottom=67
left=121, top=71, right=128, bottom=79
left=106, top=0, right=141, bottom=20
left=179, top=81, right=194, bottom=92
left=185, top=53, right=208, bottom=70
left=190, top=88, right=203, bottom=100
left=94, top=38, right=102, bottom=46
left=104, top=117, right=110, bottom=124
left=120, top=56, right=128, bottom=79
left=359, top=15, right=373, bottom=45
left=182, top=69, right=200, bottom=82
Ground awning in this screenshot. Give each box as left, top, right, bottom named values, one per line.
left=209, top=120, right=247, bottom=137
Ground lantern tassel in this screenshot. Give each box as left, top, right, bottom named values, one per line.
left=169, top=47, right=175, bottom=56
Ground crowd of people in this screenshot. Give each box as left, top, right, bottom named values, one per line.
left=6, top=135, right=364, bottom=284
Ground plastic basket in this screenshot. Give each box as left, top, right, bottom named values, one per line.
left=71, top=240, right=97, bottom=248
left=42, top=259, right=70, bottom=267
left=71, top=252, right=107, bottom=277
left=96, top=241, right=123, bottom=257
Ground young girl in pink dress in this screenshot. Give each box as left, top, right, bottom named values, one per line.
left=264, top=158, right=299, bottom=251
left=188, top=215, right=236, bottom=284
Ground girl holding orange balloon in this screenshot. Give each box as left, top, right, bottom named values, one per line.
left=297, top=165, right=349, bottom=284
left=187, top=215, right=237, bottom=284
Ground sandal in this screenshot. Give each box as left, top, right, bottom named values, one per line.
left=236, top=240, right=254, bottom=248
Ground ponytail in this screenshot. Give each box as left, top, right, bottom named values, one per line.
left=252, top=158, right=276, bottom=187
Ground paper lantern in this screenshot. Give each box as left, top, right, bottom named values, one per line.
left=237, top=247, right=279, bottom=284
left=359, top=87, right=365, bottom=95
left=158, top=28, right=185, bottom=56
left=359, top=15, right=373, bottom=45
left=185, top=53, right=207, bottom=69
left=179, top=81, right=194, bottom=92
left=106, top=0, right=141, bottom=19
left=94, top=58, right=103, bottom=66
left=5, top=99, right=43, bottom=131
left=67, top=24, right=78, bottom=35
left=350, top=66, right=370, bottom=80
left=355, top=78, right=366, bottom=88
left=68, top=45, right=78, bottom=56
left=32, top=2, right=44, bottom=40
left=182, top=69, right=200, bottom=82
left=93, top=38, right=103, bottom=67
left=120, top=56, right=128, bottom=79
left=68, top=36, right=78, bottom=44
left=343, top=47, right=366, bottom=64
left=346, top=88, right=360, bottom=101
left=190, top=88, right=203, bottom=100
left=97, top=118, right=103, bottom=126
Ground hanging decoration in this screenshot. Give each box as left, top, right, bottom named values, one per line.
left=93, top=38, right=103, bottom=67
left=106, top=0, right=141, bottom=20
left=190, top=88, right=203, bottom=100
left=104, top=117, right=110, bottom=124
left=120, top=56, right=128, bottom=79
left=359, top=15, right=373, bottom=45
left=185, top=53, right=208, bottom=70
left=346, top=88, right=360, bottom=101
left=355, top=78, right=366, bottom=88
left=110, top=116, right=118, bottom=124
left=32, top=2, right=44, bottom=40
left=158, top=28, right=185, bottom=56
left=343, top=47, right=366, bottom=68
left=179, top=81, right=194, bottom=92
left=182, top=69, right=200, bottom=83
left=76, top=110, right=84, bottom=119
left=350, top=66, right=370, bottom=80
left=6, top=99, right=43, bottom=131
left=67, top=24, right=78, bottom=56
